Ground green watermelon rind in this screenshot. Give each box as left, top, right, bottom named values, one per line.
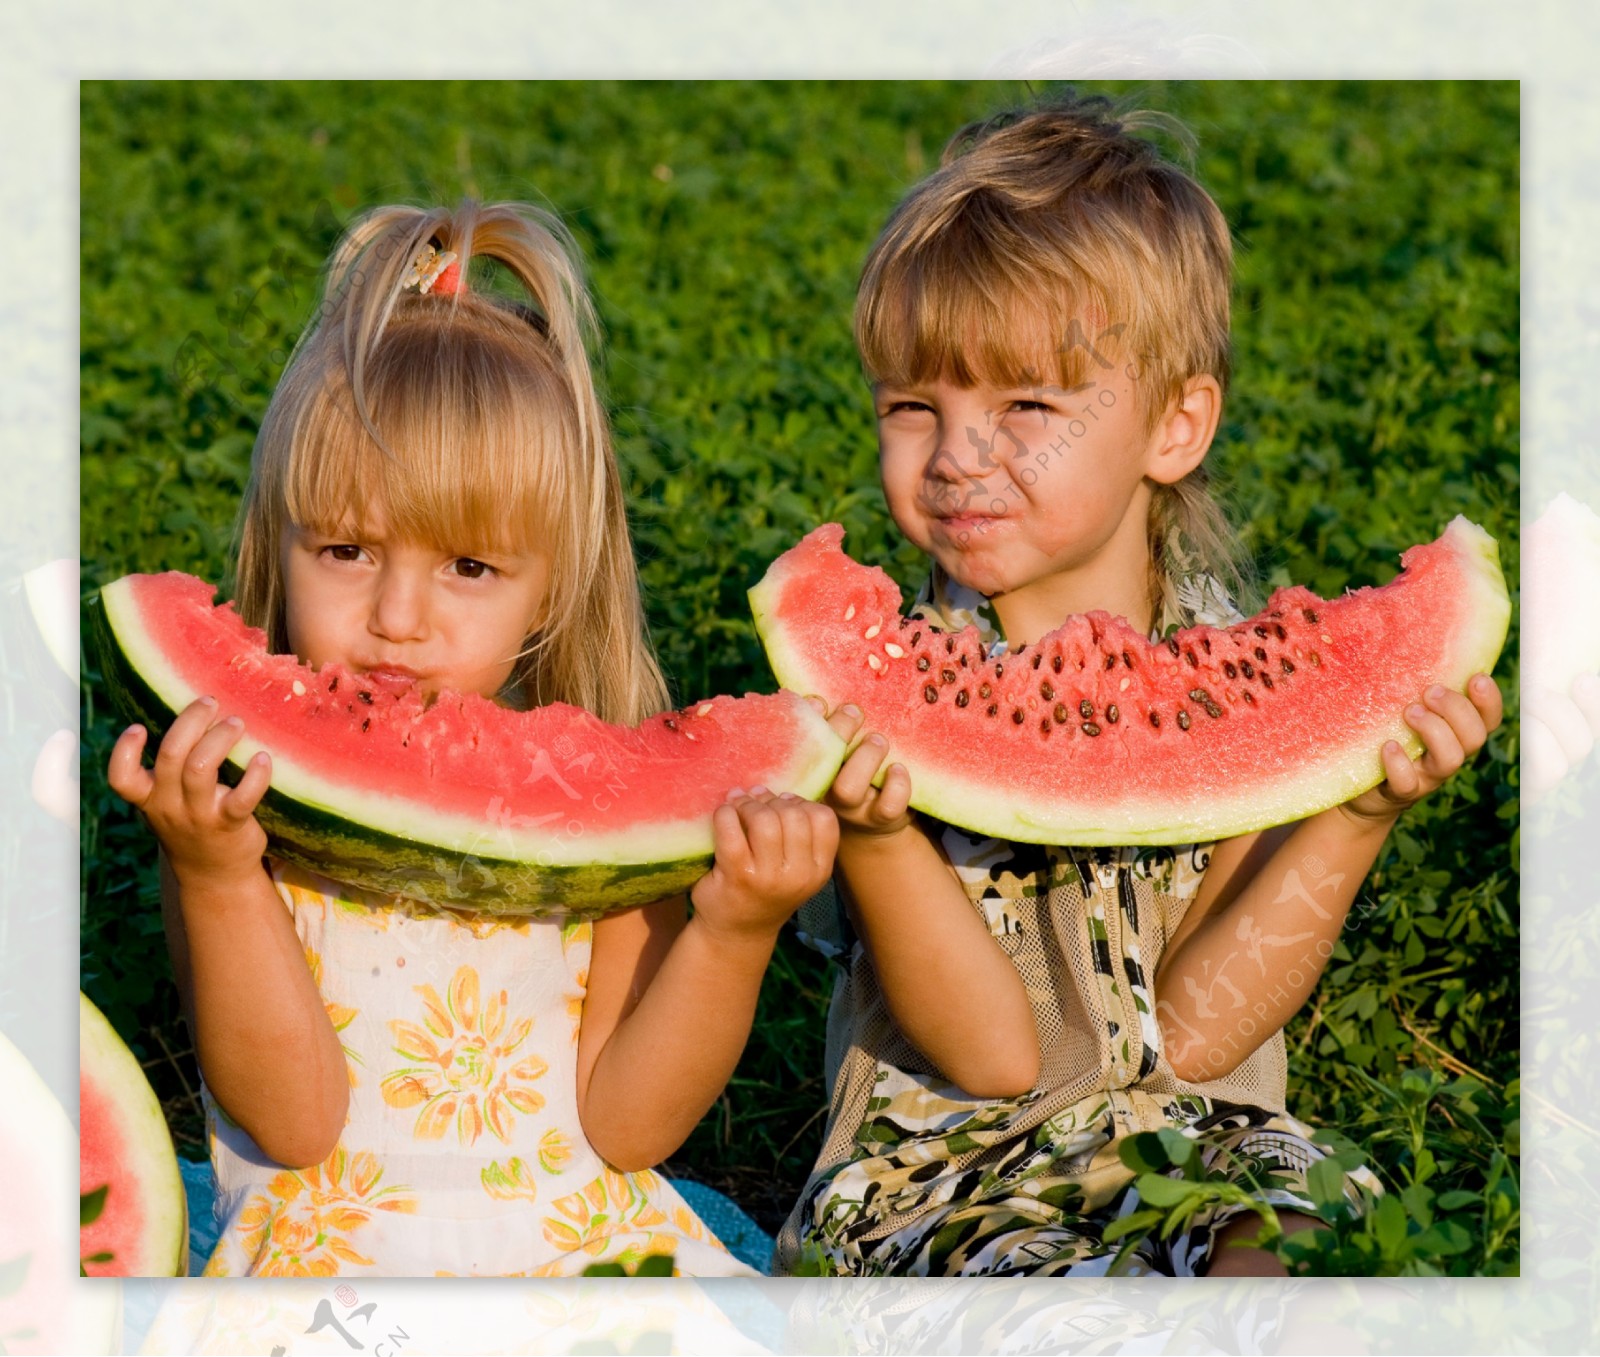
left=93, top=583, right=847, bottom=917
left=752, top=516, right=1510, bottom=847
left=79, top=992, right=188, bottom=1278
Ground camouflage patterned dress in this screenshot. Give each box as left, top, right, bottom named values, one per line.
left=774, top=567, right=1374, bottom=1278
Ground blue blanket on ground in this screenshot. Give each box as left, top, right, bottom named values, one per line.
left=177, top=1158, right=775, bottom=1275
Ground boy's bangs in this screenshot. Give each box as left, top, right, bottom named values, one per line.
left=282, top=326, right=568, bottom=558
left=860, top=238, right=1116, bottom=396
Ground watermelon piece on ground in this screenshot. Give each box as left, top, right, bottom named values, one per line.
left=92, top=573, right=848, bottom=917
left=79, top=992, right=187, bottom=1279
left=750, top=519, right=1510, bottom=846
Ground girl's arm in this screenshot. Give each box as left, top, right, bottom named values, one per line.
left=825, top=722, right=1040, bottom=1098
left=576, top=790, right=840, bottom=1172
left=1154, top=675, right=1502, bottom=1082
left=109, top=700, right=349, bottom=1169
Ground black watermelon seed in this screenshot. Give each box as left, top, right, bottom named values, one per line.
left=1254, top=625, right=1268, bottom=638
left=1104, top=653, right=1117, bottom=670
left=916, top=656, right=931, bottom=671
left=1185, top=649, right=1198, bottom=667
left=1243, top=689, right=1256, bottom=705
left=995, top=663, right=1004, bottom=679
left=1188, top=688, right=1209, bottom=703
left=1031, top=653, right=1042, bottom=669
left=664, top=717, right=678, bottom=731
left=1204, top=701, right=1224, bottom=718
left=1240, top=660, right=1256, bottom=679
left=1303, top=608, right=1320, bottom=624
left=361, top=717, right=370, bottom=732
left=329, top=676, right=339, bottom=691
left=911, top=630, right=922, bottom=645
left=1051, top=653, right=1064, bottom=673
left=1201, top=637, right=1212, bottom=654
left=955, top=689, right=970, bottom=707
left=1309, top=652, right=1321, bottom=667
left=1281, top=658, right=1295, bottom=674
left=1040, top=717, right=1052, bottom=735
left=946, top=637, right=956, bottom=653
left=1261, top=672, right=1275, bottom=690
left=1167, top=638, right=1180, bottom=656
left=941, top=667, right=957, bottom=684
left=1177, top=709, right=1191, bottom=731
left=1223, top=660, right=1238, bottom=679
left=979, top=683, right=992, bottom=699
left=1079, top=699, right=1095, bottom=720
left=1040, top=680, right=1055, bottom=701
left=1123, top=651, right=1135, bottom=669
left=959, top=653, right=969, bottom=668
left=1274, top=623, right=1288, bottom=641
left=1012, top=709, right=1025, bottom=725
left=1106, top=704, right=1120, bottom=723
left=1053, top=703, right=1070, bottom=724
left=1081, top=721, right=1102, bottom=737
left=1149, top=710, right=1161, bottom=728
left=358, top=690, right=373, bottom=704
left=1254, top=646, right=1268, bottom=662
left=986, top=703, right=999, bottom=717
left=924, top=685, right=939, bottom=703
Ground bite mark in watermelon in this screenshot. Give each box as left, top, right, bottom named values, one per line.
left=79, top=992, right=187, bottom=1278
left=750, top=520, right=1509, bottom=845
left=93, top=572, right=848, bottom=916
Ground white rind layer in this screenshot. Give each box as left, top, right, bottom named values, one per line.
left=104, top=577, right=843, bottom=869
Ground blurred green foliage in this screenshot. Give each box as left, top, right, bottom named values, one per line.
left=80, top=80, right=1518, bottom=1270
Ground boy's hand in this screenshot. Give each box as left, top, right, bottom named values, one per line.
left=689, top=789, right=839, bottom=941
left=107, top=697, right=272, bottom=886
left=827, top=708, right=916, bottom=840
left=1339, top=673, right=1502, bottom=826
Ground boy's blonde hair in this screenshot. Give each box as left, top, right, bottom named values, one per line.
left=857, top=92, right=1256, bottom=620
left=234, top=200, right=669, bottom=723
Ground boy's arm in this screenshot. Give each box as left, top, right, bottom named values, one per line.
left=1155, top=676, right=1501, bottom=1082
left=828, top=728, right=1040, bottom=1098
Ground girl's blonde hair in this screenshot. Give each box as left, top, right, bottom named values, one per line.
left=857, top=92, right=1257, bottom=620
left=234, top=200, right=668, bottom=723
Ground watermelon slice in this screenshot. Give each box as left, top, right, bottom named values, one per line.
left=79, top=993, right=187, bottom=1278
left=92, top=572, right=848, bottom=916
left=750, top=519, right=1509, bottom=845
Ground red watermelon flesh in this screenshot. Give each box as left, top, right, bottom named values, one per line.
left=750, top=519, right=1509, bottom=845
left=79, top=992, right=187, bottom=1278
left=94, top=572, right=848, bottom=915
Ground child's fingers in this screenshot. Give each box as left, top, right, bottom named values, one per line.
left=822, top=703, right=865, bottom=744
left=734, top=795, right=783, bottom=869
left=1380, top=740, right=1420, bottom=800
left=154, top=697, right=219, bottom=778
left=180, top=716, right=246, bottom=808
left=875, top=763, right=913, bottom=822
left=1526, top=686, right=1595, bottom=767
left=107, top=724, right=155, bottom=807
left=805, top=801, right=840, bottom=872
left=830, top=734, right=888, bottom=807
left=710, top=801, right=752, bottom=877
left=1403, top=699, right=1463, bottom=781
left=771, top=795, right=815, bottom=869
left=1423, top=684, right=1488, bottom=756
left=1467, top=673, right=1504, bottom=732
left=221, top=751, right=273, bottom=824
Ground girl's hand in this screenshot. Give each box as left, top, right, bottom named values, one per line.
left=1339, top=673, right=1502, bottom=827
left=1524, top=674, right=1600, bottom=800
left=827, top=712, right=916, bottom=840
left=107, top=697, right=273, bottom=886
left=689, top=790, right=840, bottom=941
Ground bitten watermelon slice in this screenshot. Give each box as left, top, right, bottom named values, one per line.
left=93, top=573, right=847, bottom=916
left=750, top=519, right=1509, bottom=845
left=79, top=992, right=187, bottom=1278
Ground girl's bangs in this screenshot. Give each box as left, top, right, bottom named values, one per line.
left=282, top=325, right=569, bottom=558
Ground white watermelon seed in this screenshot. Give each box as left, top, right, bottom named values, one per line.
left=696, top=702, right=714, bottom=716
left=845, top=604, right=856, bottom=620
left=292, top=680, right=306, bottom=696
left=884, top=642, right=905, bottom=658
left=867, top=653, right=886, bottom=672
left=1119, top=677, right=1130, bottom=692
left=864, top=623, right=881, bottom=639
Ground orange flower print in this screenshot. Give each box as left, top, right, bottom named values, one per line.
left=541, top=1168, right=694, bottom=1269
left=538, top=1129, right=573, bottom=1175
left=215, top=1148, right=417, bottom=1277
left=481, top=1157, right=539, bottom=1203
left=381, top=966, right=548, bottom=1145
left=305, top=945, right=362, bottom=1087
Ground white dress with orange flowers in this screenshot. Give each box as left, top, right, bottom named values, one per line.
left=199, top=858, right=754, bottom=1278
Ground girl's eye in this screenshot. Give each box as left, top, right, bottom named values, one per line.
left=324, top=544, right=365, bottom=563
left=453, top=558, right=493, bottom=580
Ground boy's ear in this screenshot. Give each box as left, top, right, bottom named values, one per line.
left=1145, top=374, right=1222, bottom=486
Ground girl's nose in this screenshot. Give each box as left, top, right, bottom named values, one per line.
left=369, top=570, right=430, bottom=643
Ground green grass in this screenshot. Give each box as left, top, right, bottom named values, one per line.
left=80, top=79, right=1519, bottom=1270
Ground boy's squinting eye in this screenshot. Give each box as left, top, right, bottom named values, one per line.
left=880, top=399, right=933, bottom=417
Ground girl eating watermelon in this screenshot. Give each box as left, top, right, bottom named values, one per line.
left=106, top=200, right=851, bottom=1277
left=774, top=94, right=1503, bottom=1278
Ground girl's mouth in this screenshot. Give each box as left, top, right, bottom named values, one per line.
left=360, top=666, right=425, bottom=692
